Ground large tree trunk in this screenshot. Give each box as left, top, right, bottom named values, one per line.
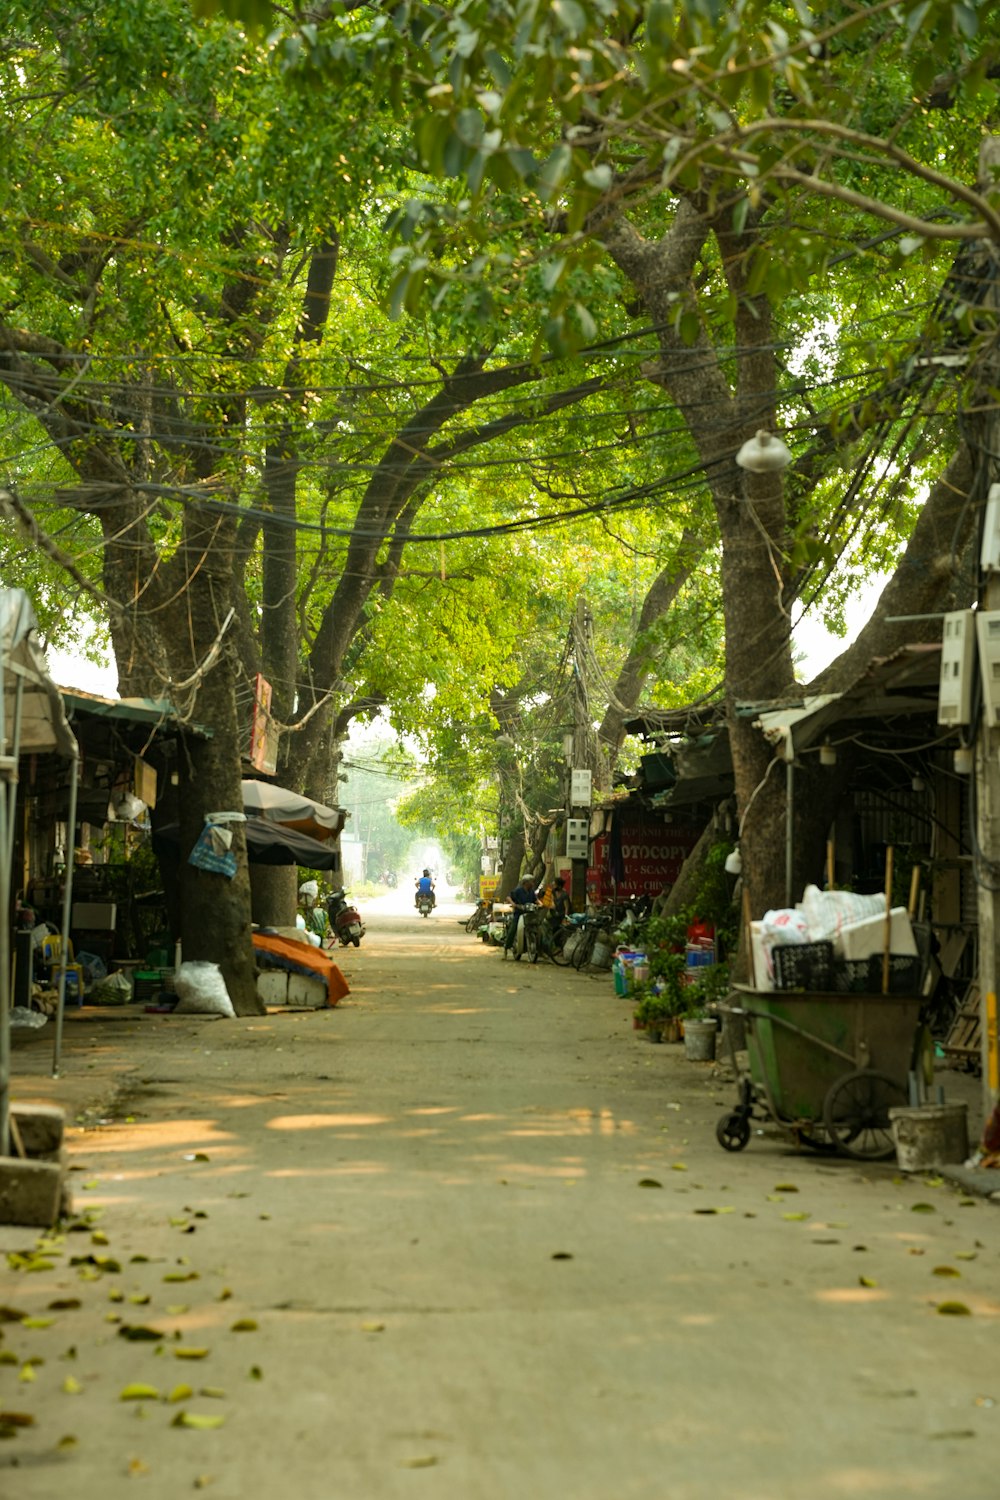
left=163, top=507, right=262, bottom=1015
left=603, top=203, right=796, bottom=917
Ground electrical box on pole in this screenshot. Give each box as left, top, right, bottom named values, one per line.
left=566, top=818, right=589, bottom=860
left=980, top=482, right=1000, bottom=572
left=938, top=610, right=976, bottom=727
left=976, top=610, right=1000, bottom=726
left=570, top=768, right=592, bottom=807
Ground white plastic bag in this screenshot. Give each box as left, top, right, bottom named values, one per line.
left=800, top=885, right=885, bottom=942
left=760, top=908, right=811, bottom=946
left=10, top=1006, right=47, bottom=1029
left=172, top=961, right=236, bottom=1018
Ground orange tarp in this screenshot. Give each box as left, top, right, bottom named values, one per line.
left=251, top=932, right=350, bottom=1007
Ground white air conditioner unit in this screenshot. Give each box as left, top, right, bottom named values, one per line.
left=938, top=610, right=976, bottom=727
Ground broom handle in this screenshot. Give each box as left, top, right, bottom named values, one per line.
left=882, top=846, right=894, bottom=995
left=743, top=884, right=755, bottom=988
left=826, top=839, right=835, bottom=890
left=908, top=863, right=920, bottom=919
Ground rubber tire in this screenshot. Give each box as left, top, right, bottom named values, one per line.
left=716, top=1112, right=751, bottom=1152
left=551, top=932, right=572, bottom=966
left=465, top=912, right=480, bottom=933
left=572, top=929, right=595, bottom=971
left=822, top=1069, right=906, bottom=1161
left=352, top=936, right=361, bottom=947
left=525, top=925, right=539, bottom=964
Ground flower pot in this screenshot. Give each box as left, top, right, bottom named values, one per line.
left=646, top=1026, right=663, bottom=1044
left=662, top=1017, right=682, bottom=1044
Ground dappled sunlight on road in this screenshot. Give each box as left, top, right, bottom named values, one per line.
left=266, top=1112, right=390, bottom=1131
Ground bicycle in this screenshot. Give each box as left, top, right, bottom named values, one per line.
left=463, top=898, right=492, bottom=935
left=571, top=908, right=616, bottom=971
left=518, top=906, right=574, bottom=965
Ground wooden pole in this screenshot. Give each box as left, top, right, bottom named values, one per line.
left=826, top=839, right=835, bottom=890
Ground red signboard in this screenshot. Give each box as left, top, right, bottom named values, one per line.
left=587, top=815, right=704, bottom=903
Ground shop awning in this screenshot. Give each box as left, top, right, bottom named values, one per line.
left=241, top=779, right=347, bottom=841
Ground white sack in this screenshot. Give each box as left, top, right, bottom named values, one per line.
left=172, top=961, right=236, bottom=1018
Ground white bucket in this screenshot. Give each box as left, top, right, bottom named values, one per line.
left=683, top=1018, right=717, bottom=1062
left=888, top=1104, right=969, bottom=1171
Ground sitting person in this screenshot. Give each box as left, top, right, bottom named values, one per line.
left=414, top=869, right=436, bottom=908
left=550, top=876, right=573, bottom=931
left=504, top=872, right=539, bottom=955
left=297, top=880, right=329, bottom=947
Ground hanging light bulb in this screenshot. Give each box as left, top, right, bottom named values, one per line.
left=819, top=740, right=837, bottom=767
left=724, top=847, right=742, bottom=875
left=954, top=746, right=973, bottom=775
left=736, top=429, right=793, bottom=473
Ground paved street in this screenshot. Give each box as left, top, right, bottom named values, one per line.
left=3, top=895, right=998, bottom=1499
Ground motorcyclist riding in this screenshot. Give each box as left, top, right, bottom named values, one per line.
left=414, top=868, right=436, bottom=909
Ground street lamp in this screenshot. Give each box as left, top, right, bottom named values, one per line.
left=735, top=429, right=793, bottom=473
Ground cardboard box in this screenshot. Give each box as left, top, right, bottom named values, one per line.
left=72, top=901, right=117, bottom=930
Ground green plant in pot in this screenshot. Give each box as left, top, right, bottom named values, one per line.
left=683, top=961, right=731, bottom=1019
left=634, top=953, right=687, bottom=1042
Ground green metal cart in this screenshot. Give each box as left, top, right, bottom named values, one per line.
left=716, top=986, right=923, bottom=1160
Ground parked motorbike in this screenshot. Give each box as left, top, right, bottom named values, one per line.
left=326, top=889, right=365, bottom=947
left=416, top=892, right=434, bottom=918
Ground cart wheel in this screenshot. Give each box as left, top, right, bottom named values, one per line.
left=822, top=1069, right=906, bottom=1161
left=716, top=1111, right=751, bottom=1152
left=794, top=1126, right=839, bottom=1155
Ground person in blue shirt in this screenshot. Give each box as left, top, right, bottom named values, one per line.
left=414, top=869, right=436, bottom=909
left=504, top=873, right=539, bottom=955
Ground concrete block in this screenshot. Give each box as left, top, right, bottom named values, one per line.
left=11, top=1103, right=65, bottom=1160
left=0, top=1157, right=65, bottom=1227
left=286, top=973, right=328, bottom=1008
left=257, top=970, right=288, bottom=1005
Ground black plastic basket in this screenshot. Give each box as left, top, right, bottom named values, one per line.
left=833, top=953, right=922, bottom=996
left=772, top=940, right=835, bottom=991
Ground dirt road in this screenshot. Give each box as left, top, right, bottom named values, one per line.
left=3, top=896, right=998, bottom=1499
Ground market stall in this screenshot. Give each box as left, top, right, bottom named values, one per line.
left=0, top=590, right=79, bottom=1155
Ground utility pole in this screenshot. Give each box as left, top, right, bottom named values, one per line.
left=566, top=598, right=593, bottom=912
left=975, top=137, right=1000, bottom=1119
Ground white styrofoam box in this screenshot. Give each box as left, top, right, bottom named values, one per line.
left=257, top=971, right=288, bottom=1005
left=834, top=908, right=917, bottom=961
left=749, top=921, right=775, bottom=991
left=977, top=610, right=1000, bottom=726
left=937, top=610, right=976, bottom=727
left=71, top=901, right=117, bottom=930
left=286, top=973, right=327, bottom=1008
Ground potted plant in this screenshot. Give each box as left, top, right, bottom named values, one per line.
left=681, top=963, right=730, bottom=1061
left=633, top=952, right=688, bottom=1042
left=633, top=986, right=676, bottom=1043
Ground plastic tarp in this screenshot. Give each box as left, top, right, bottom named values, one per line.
left=153, top=816, right=342, bottom=871
left=240, top=779, right=347, bottom=842
left=0, top=592, right=77, bottom=762
left=0, top=590, right=80, bottom=1157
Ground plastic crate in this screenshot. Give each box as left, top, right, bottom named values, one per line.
left=772, top=940, right=835, bottom=992
left=132, top=969, right=165, bottom=1003
left=833, top=954, right=922, bottom=995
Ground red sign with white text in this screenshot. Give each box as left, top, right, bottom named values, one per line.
left=587, top=816, right=703, bottom=903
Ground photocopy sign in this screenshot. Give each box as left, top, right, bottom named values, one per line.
left=587, top=815, right=704, bottom=901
